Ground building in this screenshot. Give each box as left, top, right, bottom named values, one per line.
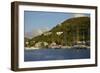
left=56, top=32, right=63, bottom=35
left=35, top=42, right=48, bottom=48
left=43, top=32, right=52, bottom=36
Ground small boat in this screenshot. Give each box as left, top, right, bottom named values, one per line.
left=72, top=45, right=87, bottom=49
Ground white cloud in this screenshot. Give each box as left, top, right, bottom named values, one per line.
left=25, top=27, right=49, bottom=38
left=37, top=29, right=43, bottom=34
left=73, top=14, right=87, bottom=17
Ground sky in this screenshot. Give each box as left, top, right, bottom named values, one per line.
left=24, top=11, right=90, bottom=38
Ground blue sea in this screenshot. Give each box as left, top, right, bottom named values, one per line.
left=24, top=48, right=90, bottom=61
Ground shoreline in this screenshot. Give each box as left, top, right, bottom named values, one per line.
left=25, top=47, right=90, bottom=50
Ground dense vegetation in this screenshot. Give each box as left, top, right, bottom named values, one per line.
left=25, top=17, right=90, bottom=47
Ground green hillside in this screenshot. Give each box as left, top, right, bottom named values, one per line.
left=25, top=17, right=90, bottom=47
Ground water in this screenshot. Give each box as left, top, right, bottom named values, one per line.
left=24, top=48, right=90, bottom=61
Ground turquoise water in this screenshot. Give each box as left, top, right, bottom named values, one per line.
left=24, top=48, right=90, bottom=61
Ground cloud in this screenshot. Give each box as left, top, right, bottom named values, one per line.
left=73, top=14, right=87, bottom=17
left=25, top=27, right=49, bottom=38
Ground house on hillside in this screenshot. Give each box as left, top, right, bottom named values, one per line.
left=35, top=42, right=42, bottom=48
left=35, top=42, right=48, bottom=48
left=43, top=32, right=52, bottom=36
left=56, top=32, right=63, bottom=35
left=49, top=42, right=59, bottom=48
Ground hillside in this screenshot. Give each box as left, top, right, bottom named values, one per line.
left=25, top=17, right=90, bottom=47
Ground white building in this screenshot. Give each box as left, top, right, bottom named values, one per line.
left=43, top=32, right=52, bottom=36
left=43, top=42, right=48, bottom=46
left=35, top=42, right=42, bottom=48
left=25, top=41, right=29, bottom=45
left=35, top=41, right=48, bottom=48
left=56, top=32, right=63, bottom=35
left=49, top=42, right=57, bottom=48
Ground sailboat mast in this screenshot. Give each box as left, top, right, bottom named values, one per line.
left=83, top=31, right=84, bottom=40
left=64, top=31, right=67, bottom=46
left=77, top=26, right=79, bottom=43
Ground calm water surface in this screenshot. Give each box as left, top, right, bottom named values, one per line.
left=24, top=48, right=90, bottom=61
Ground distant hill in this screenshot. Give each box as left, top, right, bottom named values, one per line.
left=25, top=17, right=90, bottom=47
